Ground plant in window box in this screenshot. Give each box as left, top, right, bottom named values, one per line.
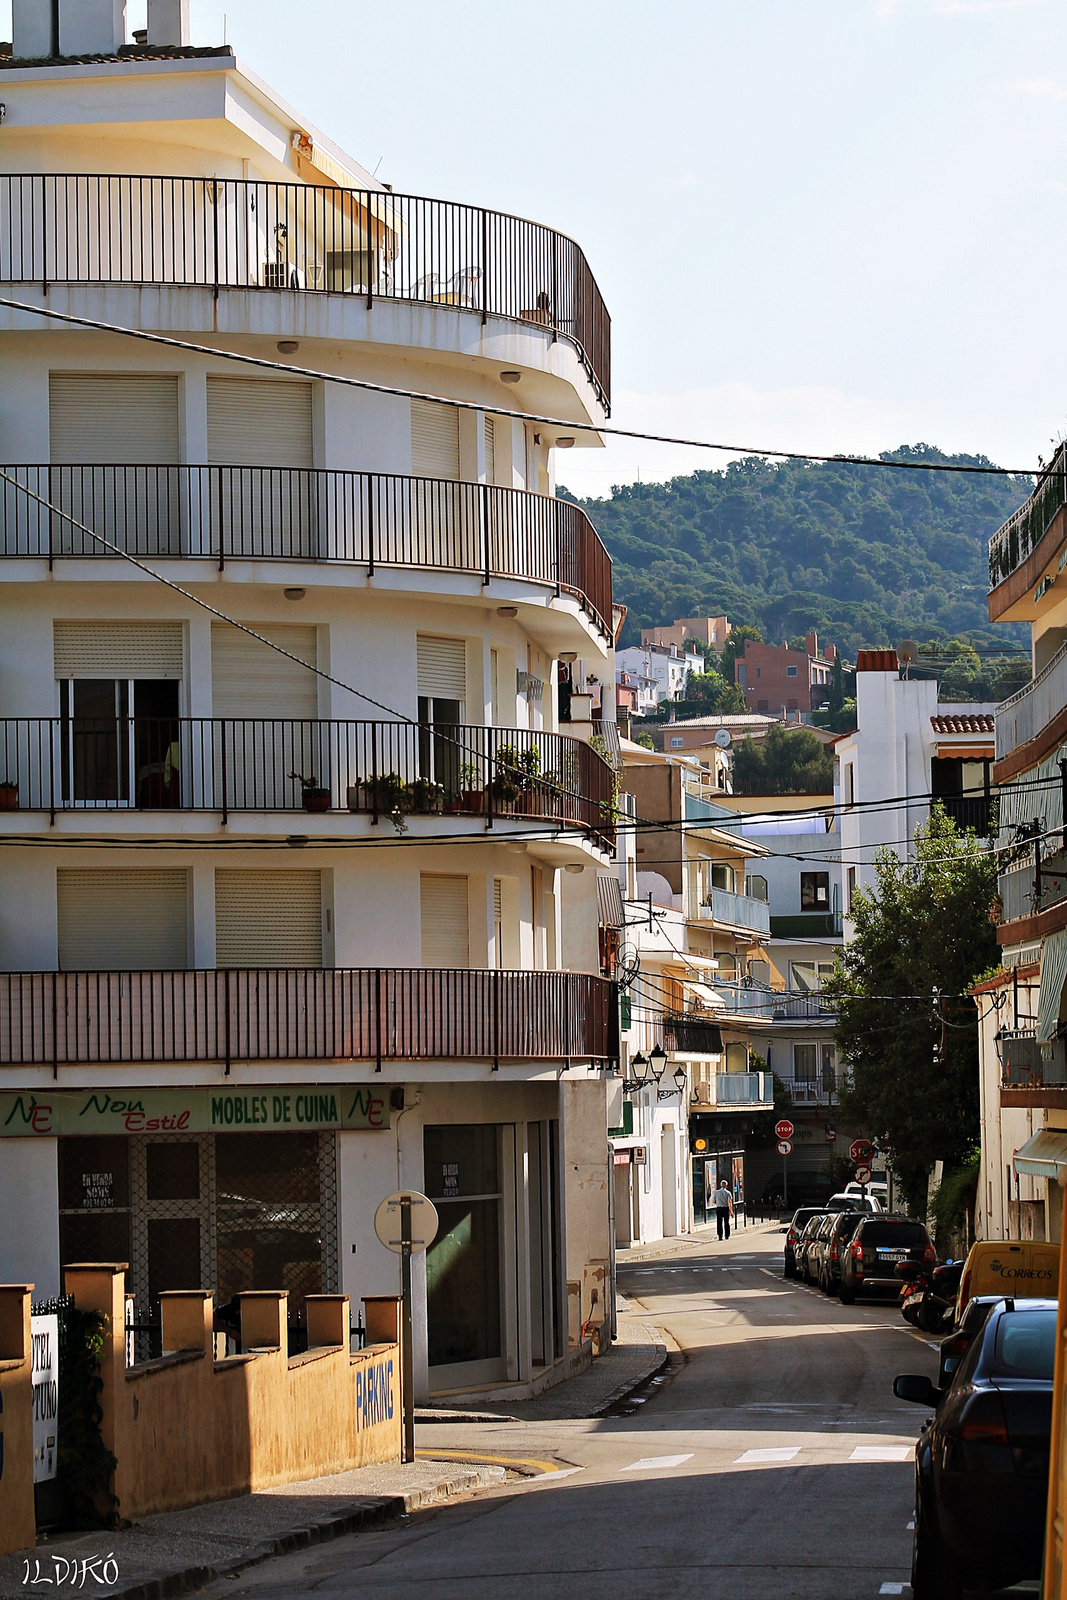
left=0, top=780, right=18, bottom=811
left=407, top=777, right=445, bottom=814
left=289, top=771, right=331, bottom=812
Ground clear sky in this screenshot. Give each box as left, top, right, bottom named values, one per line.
left=44, top=0, right=1067, bottom=497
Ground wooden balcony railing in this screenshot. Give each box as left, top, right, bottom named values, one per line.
left=0, top=718, right=616, bottom=848
left=0, top=174, right=611, bottom=409
left=0, top=464, right=612, bottom=640
left=0, top=967, right=619, bottom=1069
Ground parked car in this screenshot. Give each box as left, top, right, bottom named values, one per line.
left=955, top=1238, right=1059, bottom=1321
left=804, top=1212, right=840, bottom=1286
left=837, top=1215, right=934, bottom=1304
left=783, top=1207, right=827, bottom=1278
left=818, top=1211, right=865, bottom=1295
left=796, top=1214, right=828, bottom=1284
left=936, top=1296, right=999, bottom=1390
left=895, top=1297, right=1056, bottom=1597
left=844, top=1178, right=889, bottom=1204
left=828, top=1190, right=884, bottom=1214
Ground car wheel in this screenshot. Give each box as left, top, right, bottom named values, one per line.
left=784, top=1256, right=795, bottom=1280
left=839, top=1283, right=855, bottom=1305
left=911, top=1507, right=963, bottom=1600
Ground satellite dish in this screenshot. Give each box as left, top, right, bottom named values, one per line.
left=714, top=727, right=732, bottom=749
left=616, top=944, right=641, bottom=988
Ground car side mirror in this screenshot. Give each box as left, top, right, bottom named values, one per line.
left=894, top=1374, right=941, bottom=1406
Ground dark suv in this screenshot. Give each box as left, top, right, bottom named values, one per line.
left=838, top=1215, right=934, bottom=1304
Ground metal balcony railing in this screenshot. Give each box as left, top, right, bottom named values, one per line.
left=0, top=717, right=615, bottom=847
left=995, top=643, right=1067, bottom=762
left=661, top=1012, right=723, bottom=1055
left=998, top=858, right=1067, bottom=925
left=0, top=174, right=611, bottom=409
left=0, top=464, right=612, bottom=639
left=770, top=994, right=836, bottom=1022
left=692, top=1071, right=770, bottom=1107
left=989, top=442, right=1064, bottom=591
left=0, top=967, right=618, bottom=1069
left=693, top=886, right=771, bottom=935
left=1001, top=1033, right=1067, bottom=1088
left=936, top=794, right=999, bottom=838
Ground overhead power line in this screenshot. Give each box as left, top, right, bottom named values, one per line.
left=0, top=295, right=1042, bottom=479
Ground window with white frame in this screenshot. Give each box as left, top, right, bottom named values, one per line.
left=790, top=961, right=836, bottom=992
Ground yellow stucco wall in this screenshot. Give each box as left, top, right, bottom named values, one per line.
left=0, top=1286, right=35, bottom=1557
left=65, top=1267, right=400, bottom=1521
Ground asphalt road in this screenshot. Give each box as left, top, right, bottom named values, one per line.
left=201, top=1224, right=1036, bottom=1600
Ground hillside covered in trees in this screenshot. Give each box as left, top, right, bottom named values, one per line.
left=563, top=445, right=1031, bottom=652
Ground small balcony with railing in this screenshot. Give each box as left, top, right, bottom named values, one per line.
left=0, top=174, right=611, bottom=411
left=0, top=966, right=618, bottom=1071
left=690, top=1070, right=772, bottom=1109
left=995, top=642, right=1067, bottom=777
left=0, top=464, right=613, bottom=643
left=988, top=442, right=1066, bottom=611
left=0, top=717, right=616, bottom=848
left=997, top=850, right=1067, bottom=936
left=999, top=1030, right=1067, bottom=1105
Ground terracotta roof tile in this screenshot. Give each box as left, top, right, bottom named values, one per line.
left=930, top=714, right=996, bottom=734
left=856, top=649, right=899, bottom=672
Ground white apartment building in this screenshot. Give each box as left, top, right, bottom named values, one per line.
left=615, top=643, right=703, bottom=707
left=0, top=1, right=620, bottom=1401
left=834, top=651, right=996, bottom=930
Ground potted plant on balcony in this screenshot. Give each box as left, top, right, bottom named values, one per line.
left=0, top=780, right=18, bottom=811
left=289, top=771, right=332, bottom=813
left=491, top=744, right=540, bottom=807
left=407, top=777, right=445, bottom=815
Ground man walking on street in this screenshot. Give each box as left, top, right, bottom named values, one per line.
left=714, top=1178, right=734, bottom=1241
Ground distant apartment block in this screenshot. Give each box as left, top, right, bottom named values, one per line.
left=735, top=631, right=836, bottom=716
left=616, top=642, right=703, bottom=707
left=641, top=615, right=731, bottom=652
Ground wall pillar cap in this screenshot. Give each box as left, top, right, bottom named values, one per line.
left=158, top=1290, right=215, bottom=1300
left=64, top=1263, right=129, bottom=1274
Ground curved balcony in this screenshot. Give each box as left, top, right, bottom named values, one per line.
left=995, top=640, right=1067, bottom=777
left=0, top=967, right=619, bottom=1068
left=0, top=174, right=611, bottom=410
left=0, top=464, right=612, bottom=640
left=0, top=718, right=616, bottom=849
left=988, top=444, right=1059, bottom=598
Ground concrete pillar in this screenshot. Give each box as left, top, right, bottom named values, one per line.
left=305, top=1294, right=349, bottom=1348
left=239, top=1292, right=287, bottom=1350
left=159, top=1291, right=213, bottom=1355
left=362, top=1295, right=401, bottom=1346
left=63, top=1263, right=126, bottom=1514
left=0, top=1284, right=34, bottom=1556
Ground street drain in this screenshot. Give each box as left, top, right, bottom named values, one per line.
left=605, top=1353, right=684, bottom=1417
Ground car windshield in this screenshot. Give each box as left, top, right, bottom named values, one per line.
left=790, top=1209, right=822, bottom=1229
left=993, top=1310, right=1058, bottom=1378
left=859, top=1222, right=927, bottom=1249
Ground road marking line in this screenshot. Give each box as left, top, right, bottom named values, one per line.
left=906, top=1521, right=915, bottom=1530
left=851, top=1445, right=912, bottom=1462
left=759, top=1268, right=782, bottom=1279
left=620, top=1453, right=694, bottom=1472
left=735, top=1447, right=800, bottom=1463
left=879, top=1585, right=906, bottom=1595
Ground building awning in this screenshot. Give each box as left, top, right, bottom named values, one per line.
left=662, top=954, right=720, bottom=976
left=597, top=873, right=625, bottom=930
left=1013, top=1128, right=1067, bottom=1179
left=684, top=981, right=724, bottom=1010
left=1037, top=929, right=1067, bottom=1041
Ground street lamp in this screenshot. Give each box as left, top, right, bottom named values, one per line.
left=658, top=1061, right=688, bottom=1102
left=628, top=1051, right=650, bottom=1090
left=673, top=1065, right=687, bottom=1094
left=649, top=1045, right=668, bottom=1083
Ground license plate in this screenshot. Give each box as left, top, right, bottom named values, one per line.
left=877, top=1249, right=907, bottom=1261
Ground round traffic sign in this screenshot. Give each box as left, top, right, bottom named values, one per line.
left=853, top=1165, right=873, bottom=1185
left=373, top=1191, right=439, bottom=1256
left=775, top=1119, right=795, bottom=1141
left=776, top=1139, right=793, bottom=1157
left=849, top=1139, right=873, bottom=1164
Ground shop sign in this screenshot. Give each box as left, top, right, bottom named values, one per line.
left=441, top=1163, right=459, bottom=1197
left=0, top=1085, right=391, bottom=1137
left=632, top=1145, right=647, bottom=1166
left=81, top=1171, right=113, bottom=1210
left=31, top=1314, right=58, bottom=1483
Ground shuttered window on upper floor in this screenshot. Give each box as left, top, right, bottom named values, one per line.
left=211, top=624, right=318, bottom=719
left=420, top=874, right=470, bottom=969
left=54, top=621, right=184, bottom=680
left=206, top=378, right=314, bottom=468
left=411, top=399, right=460, bottom=480
left=484, top=416, right=496, bottom=485
left=215, top=870, right=323, bottom=968
left=416, top=636, right=466, bottom=704
left=57, top=868, right=188, bottom=971
left=49, top=374, right=180, bottom=464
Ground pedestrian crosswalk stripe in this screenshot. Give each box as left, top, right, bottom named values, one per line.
left=735, top=1447, right=800, bottom=1463
left=851, top=1445, right=912, bottom=1462
left=879, top=1585, right=906, bottom=1594
left=620, top=1454, right=694, bottom=1472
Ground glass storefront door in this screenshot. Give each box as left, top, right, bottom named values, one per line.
left=423, top=1124, right=508, bottom=1388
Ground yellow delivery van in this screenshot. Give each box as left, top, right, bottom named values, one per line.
left=957, top=1239, right=1060, bottom=1319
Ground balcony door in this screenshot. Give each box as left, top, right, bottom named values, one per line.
left=417, top=635, right=467, bottom=799
left=211, top=623, right=320, bottom=809
left=207, top=377, right=315, bottom=558
left=423, top=1124, right=509, bottom=1390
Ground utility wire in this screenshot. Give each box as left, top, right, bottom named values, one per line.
left=0, top=295, right=1043, bottom=480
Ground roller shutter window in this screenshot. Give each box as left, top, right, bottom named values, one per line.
left=54, top=621, right=184, bottom=680
left=484, top=416, right=496, bottom=485
left=215, top=870, right=323, bottom=969
left=411, top=400, right=460, bottom=480
left=57, top=869, right=188, bottom=971
left=416, top=636, right=466, bottom=704
left=48, top=373, right=181, bottom=555
left=420, top=874, right=470, bottom=969
left=206, top=378, right=314, bottom=468
left=211, top=624, right=317, bottom=718
left=49, top=374, right=180, bottom=464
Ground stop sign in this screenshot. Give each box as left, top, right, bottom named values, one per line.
left=850, top=1138, right=873, bottom=1164
left=775, top=1119, right=795, bottom=1141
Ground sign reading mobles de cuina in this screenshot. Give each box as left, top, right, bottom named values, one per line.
left=0, top=1086, right=391, bottom=1137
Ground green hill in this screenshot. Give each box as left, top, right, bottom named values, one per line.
left=563, top=445, right=1031, bottom=654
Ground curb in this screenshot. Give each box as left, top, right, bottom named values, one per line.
left=87, top=1466, right=505, bottom=1600
left=588, top=1342, right=669, bottom=1417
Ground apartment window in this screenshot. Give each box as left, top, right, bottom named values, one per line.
left=847, top=866, right=856, bottom=911
left=821, top=1044, right=836, bottom=1094
left=800, top=871, right=830, bottom=910
left=786, top=665, right=798, bottom=679
left=737, top=665, right=746, bottom=688
left=746, top=874, right=768, bottom=902
left=791, top=960, right=836, bottom=992
left=670, top=736, right=684, bottom=749
left=215, top=871, right=323, bottom=968
left=793, top=1043, right=819, bottom=1082
left=757, top=700, right=769, bottom=713
left=58, top=869, right=188, bottom=971
left=711, top=863, right=735, bottom=892
left=844, top=764, right=855, bottom=806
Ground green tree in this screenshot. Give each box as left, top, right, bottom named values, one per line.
left=684, top=667, right=746, bottom=713
left=719, top=624, right=762, bottom=689
left=822, top=807, right=998, bottom=1210
left=731, top=724, right=835, bottom=795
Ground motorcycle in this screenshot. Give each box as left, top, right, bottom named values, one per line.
left=896, top=1259, right=964, bottom=1334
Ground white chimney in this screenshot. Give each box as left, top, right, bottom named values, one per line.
left=12, top=0, right=54, bottom=57
left=147, top=0, right=190, bottom=46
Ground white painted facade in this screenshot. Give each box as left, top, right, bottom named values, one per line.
left=0, top=8, right=618, bottom=1400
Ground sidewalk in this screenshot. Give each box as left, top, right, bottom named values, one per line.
left=0, top=1458, right=506, bottom=1600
